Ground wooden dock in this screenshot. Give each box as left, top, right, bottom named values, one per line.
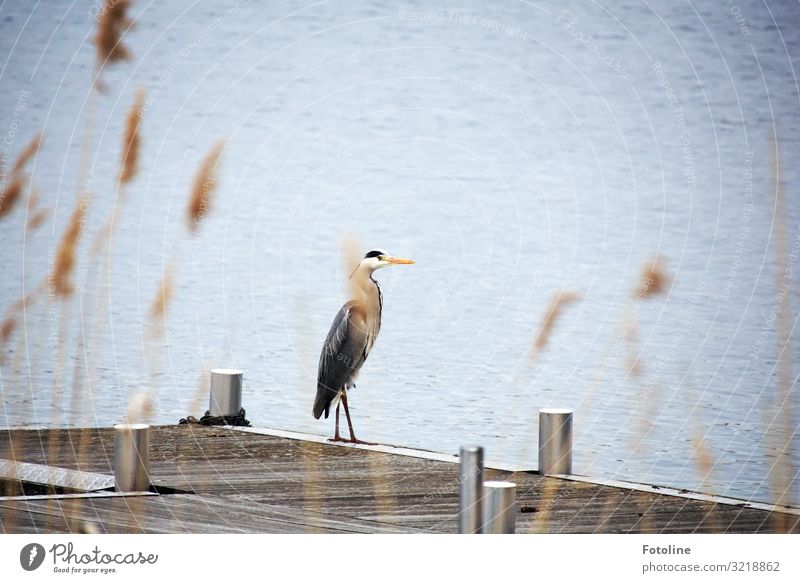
left=1, top=425, right=798, bottom=533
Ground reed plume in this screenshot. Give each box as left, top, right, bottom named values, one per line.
left=51, top=194, right=89, bottom=297
left=95, top=0, right=134, bottom=69
left=0, top=134, right=42, bottom=219
left=24, top=187, right=49, bottom=233
left=10, top=133, right=43, bottom=175
left=0, top=295, right=33, bottom=362
left=0, top=175, right=24, bottom=219
left=149, top=264, right=175, bottom=323
left=531, top=291, right=581, bottom=357
left=26, top=186, right=40, bottom=211
left=186, top=140, right=225, bottom=234
left=633, top=256, right=670, bottom=299
left=625, top=256, right=673, bottom=451
left=118, top=88, right=145, bottom=185
left=690, top=429, right=714, bottom=478
left=27, top=207, right=50, bottom=232
left=124, top=390, right=155, bottom=424
left=0, top=316, right=15, bottom=344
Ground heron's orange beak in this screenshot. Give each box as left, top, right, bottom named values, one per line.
left=386, top=256, right=415, bottom=265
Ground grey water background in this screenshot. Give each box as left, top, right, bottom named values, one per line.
left=1, top=0, right=799, bottom=505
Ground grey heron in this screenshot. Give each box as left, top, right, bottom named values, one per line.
left=313, top=248, right=415, bottom=443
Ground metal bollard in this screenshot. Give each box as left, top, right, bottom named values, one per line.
left=114, top=423, right=150, bottom=492
left=458, top=446, right=484, bottom=534
left=538, top=408, right=573, bottom=475
left=209, top=368, right=243, bottom=417
left=481, top=481, right=517, bottom=533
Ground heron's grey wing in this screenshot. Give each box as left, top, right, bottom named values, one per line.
left=313, top=301, right=369, bottom=419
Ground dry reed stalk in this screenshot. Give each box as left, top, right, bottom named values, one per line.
left=47, top=191, right=90, bottom=530
left=527, top=476, right=562, bottom=533
left=298, top=440, right=326, bottom=532
left=95, top=0, right=134, bottom=70
left=633, top=497, right=657, bottom=533
left=45, top=1, right=134, bottom=533
left=0, top=316, right=15, bottom=367
left=44, top=300, right=74, bottom=530
left=76, top=89, right=147, bottom=423
left=149, top=265, right=175, bottom=325
left=593, top=490, right=619, bottom=532
left=0, top=434, right=22, bottom=530
left=70, top=90, right=146, bottom=424
left=494, top=289, right=580, bottom=464
left=0, top=174, right=24, bottom=219
left=342, top=231, right=364, bottom=301
left=676, top=378, right=722, bottom=532
left=26, top=207, right=50, bottom=232
left=690, top=430, right=714, bottom=480
left=629, top=391, right=662, bottom=454
left=624, top=257, right=673, bottom=445
left=767, top=134, right=794, bottom=531
left=367, top=450, right=397, bottom=522
left=62, top=7, right=121, bottom=527
left=186, top=140, right=225, bottom=234
left=124, top=390, right=155, bottom=424
left=624, top=334, right=644, bottom=377
left=25, top=186, right=40, bottom=211
left=289, top=291, right=326, bottom=531
left=51, top=193, right=89, bottom=297
left=0, top=134, right=43, bottom=219
left=0, top=295, right=32, bottom=364
left=530, top=291, right=581, bottom=358
left=188, top=366, right=211, bottom=418
left=0, top=316, right=15, bottom=344
left=22, top=187, right=49, bottom=233
left=144, top=263, right=175, bottom=387
left=10, top=133, right=43, bottom=175
left=118, top=89, right=145, bottom=185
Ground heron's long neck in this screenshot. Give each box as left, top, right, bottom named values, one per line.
left=370, top=274, right=383, bottom=320
left=352, top=268, right=383, bottom=326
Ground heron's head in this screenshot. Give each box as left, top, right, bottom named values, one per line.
left=356, top=248, right=415, bottom=273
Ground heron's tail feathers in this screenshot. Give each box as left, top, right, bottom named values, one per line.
left=313, top=385, right=337, bottom=419
left=312, top=397, right=328, bottom=420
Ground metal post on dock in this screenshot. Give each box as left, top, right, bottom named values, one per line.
left=209, top=368, right=243, bottom=417
left=114, top=423, right=150, bottom=492
left=538, top=408, right=573, bottom=475
left=458, top=445, right=484, bottom=534
left=481, top=481, right=517, bottom=533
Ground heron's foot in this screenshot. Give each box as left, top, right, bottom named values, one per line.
left=347, top=437, right=377, bottom=446
left=327, top=436, right=377, bottom=445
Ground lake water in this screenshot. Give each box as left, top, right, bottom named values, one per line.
left=1, top=0, right=799, bottom=505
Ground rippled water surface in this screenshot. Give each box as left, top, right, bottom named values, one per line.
left=1, top=0, right=799, bottom=504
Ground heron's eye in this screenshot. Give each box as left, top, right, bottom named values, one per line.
left=378, top=255, right=387, bottom=261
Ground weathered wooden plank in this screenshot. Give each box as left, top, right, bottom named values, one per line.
left=0, top=494, right=419, bottom=534
left=1, top=425, right=797, bottom=534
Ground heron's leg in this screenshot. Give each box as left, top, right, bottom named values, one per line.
left=328, top=401, right=348, bottom=442
left=341, top=390, right=356, bottom=441
left=341, top=390, right=375, bottom=445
